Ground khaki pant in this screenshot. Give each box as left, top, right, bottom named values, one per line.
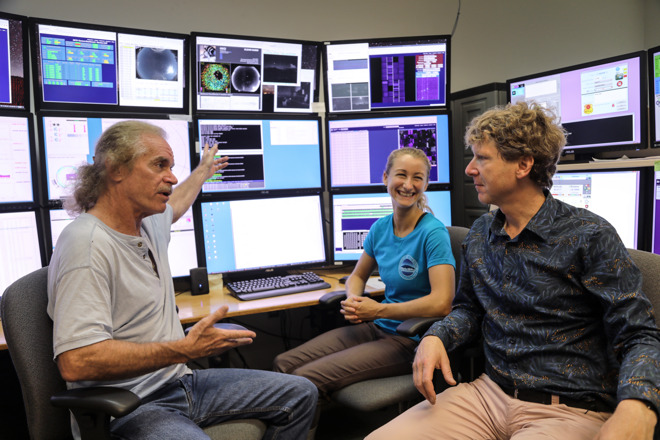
left=273, top=322, right=417, bottom=396
left=366, top=374, right=611, bottom=440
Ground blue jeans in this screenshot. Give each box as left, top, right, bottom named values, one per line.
left=110, top=368, right=317, bottom=440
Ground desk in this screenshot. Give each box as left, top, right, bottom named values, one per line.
left=0, top=270, right=384, bottom=350
left=176, top=270, right=384, bottom=324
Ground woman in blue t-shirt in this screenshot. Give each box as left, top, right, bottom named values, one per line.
left=273, top=147, right=455, bottom=397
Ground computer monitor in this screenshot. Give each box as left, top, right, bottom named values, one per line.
left=650, top=167, right=660, bottom=255
left=0, top=12, right=29, bottom=111
left=0, top=209, right=45, bottom=298
left=195, top=114, right=323, bottom=197
left=195, top=193, right=327, bottom=280
left=508, top=51, right=647, bottom=160
left=30, top=17, right=189, bottom=113
left=551, top=168, right=648, bottom=250
left=648, top=45, right=660, bottom=148
left=191, top=32, right=321, bottom=113
left=45, top=206, right=197, bottom=278
left=322, top=35, right=450, bottom=113
left=326, top=110, right=451, bottom=191
left=38, top=113, right=192, bottom=205
left=330, top=189, right=452, bottom=263
left=0, top=112, right=37, bottom=208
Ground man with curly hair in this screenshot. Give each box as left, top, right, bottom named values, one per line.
left=367, top=102, right=659, bottom=440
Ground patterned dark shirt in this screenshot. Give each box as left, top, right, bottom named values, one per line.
left=426, top=192, right=660, bottom=413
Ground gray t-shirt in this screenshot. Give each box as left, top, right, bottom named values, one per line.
left=47, top=205, right=190, bottom=398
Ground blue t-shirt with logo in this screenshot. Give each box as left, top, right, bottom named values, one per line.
left=363, top=213, right=455, bottom=338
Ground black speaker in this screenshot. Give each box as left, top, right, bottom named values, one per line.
left=190, top=267, right=209, bottom=295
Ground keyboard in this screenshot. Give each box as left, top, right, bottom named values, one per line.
left=226, top=272, right=331, bottom=301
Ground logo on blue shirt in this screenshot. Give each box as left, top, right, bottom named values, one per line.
left=398, top=255, right=419, bottom=280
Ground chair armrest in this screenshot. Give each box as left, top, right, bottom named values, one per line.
left=319, top=290, right=347, bottom=307
left=50, top=386, right=141, bottom=418
left=396, top=317, right=442, bottom=337
left=184, top=322, right=249, bottom=334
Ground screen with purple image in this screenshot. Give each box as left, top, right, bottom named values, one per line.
left=652, top=168, right=660, bottom=255
left=326, top=110, right=451, bottom=190
left=323, top=35, right=450, bottom=113
left=0, top=12, right=29, bottom=111
left=508, top=51, right=646, bottom=158
left=649, top=45, right=660, bottom=147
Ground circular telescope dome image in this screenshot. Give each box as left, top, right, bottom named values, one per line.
left=231, top=65, right=261, bottom=93
left=136, top=48, right=178, bottom=81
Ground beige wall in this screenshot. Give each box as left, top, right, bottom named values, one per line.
left=2, top=0, right=656, bottom=92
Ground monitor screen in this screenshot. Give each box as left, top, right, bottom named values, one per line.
left=0, top=12, right=29, bottom=111
left=38, top=113, right=192, bottom=203
left=196, top=194, right=327, bottom=278
left=196, top=115, right=323, bottom=196
left=651, top=168, right=660, bottom=255
left=0, top=113, right=36, bottom=207
left=323, top=35, right=450, bottom=113
left=45, top=206, right=197, bottom=278
left=649, top=45, right=660, bottom=148
left=30, top=18, right=189, bottom=113
left=551, top=169, right=643, bottom=249
left=326, top=110, right=451, bottom=190
left=508, top=51, right=647, bottom=159
left=330, top=190, right=452, bottom=262
left=192, top=32, right=321, bottom=113
left=0, top=210, right=44, bottom=297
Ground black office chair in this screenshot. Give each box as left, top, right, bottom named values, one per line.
left=318, top=225, right=470, bottom=413
left=0, top=266, right=266, bottom=440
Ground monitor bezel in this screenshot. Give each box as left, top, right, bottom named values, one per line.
left=192, top=112, right=325, bottom=200
left=0, top=111, right=38, bottom=212
left=29, top=17, right=190, bottom=114
left=36, top=111, right=193, bottom=208
left=193, top=191, right=329, bottom=282
left=506, top=50, right=648, bottom=161
left=322, top=34, right=451, bottom=114
left=552, top=165, right=653, bottom=251
left=0, top=11, right=30, bottom=112
left=190, top=31, right=322, bottom=115
left=648, top=45, right=660, bottom=149
left=324, top=108, right=453, bottom=194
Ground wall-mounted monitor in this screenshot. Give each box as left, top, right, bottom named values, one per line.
left=0, top=209, right=45, bottom=298
left=30, top=17, right=189, bottom=114
left=326, top=110, right=451, bottom=191
left=330, top=189, right=452, bottom=263
left=37, top=113, right=192, bottom=205
left=192, top=32, right=321, bottom=114
left=551, top=168, right=651, bottom=250
left=195, top=193, right=327, bottom=281
left=0, top=112, right=37, bottom=209
left=649, top=45, right=660, bottom=148
left=0, top=12, right=29, bottom=111
left=322, top=35, right=450, bottom=113
left=195, top=114, right=323, bottom=197
left=45, top=206, right=197, bottom=279
left=508, top=51, right=647, bottom=160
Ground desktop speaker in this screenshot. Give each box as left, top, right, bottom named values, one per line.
left=190, top=267, right=209, bottom=295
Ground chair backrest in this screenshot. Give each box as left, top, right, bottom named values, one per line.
left=447, top=226, right=469, bottom=274
left=627, top=248, right=660, bottom=319
left=0, top=267, right=73, bottom=440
